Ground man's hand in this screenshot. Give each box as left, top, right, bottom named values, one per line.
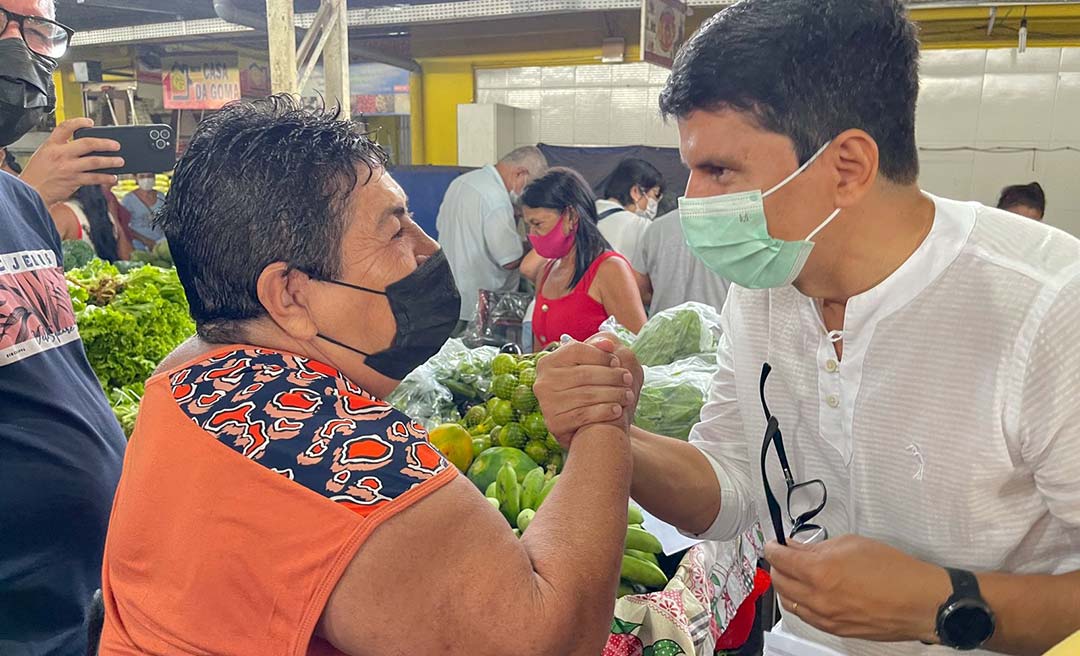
left=20, top=118, right=123, bottom=206
left=533, top=334, right=642, bottom=447
left=766, top=534, right=950, bottom=643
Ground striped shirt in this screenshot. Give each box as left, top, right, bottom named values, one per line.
left=687, top=194, right=1080, bottom=655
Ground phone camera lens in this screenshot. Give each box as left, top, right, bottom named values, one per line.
left=154, top=139, right=168, bottom=150
left=149, top=129, right=161, bottom=140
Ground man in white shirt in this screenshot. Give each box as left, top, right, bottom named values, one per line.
left=532, top=1, right=1080, bottom=654
left=436, top=146, right=547, bottom=326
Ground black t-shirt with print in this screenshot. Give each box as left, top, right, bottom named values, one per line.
left=0, top=173, right=125, bottom=656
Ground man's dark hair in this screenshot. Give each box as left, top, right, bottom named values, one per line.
left=660, top=0, right=921, bottom=184
left=521, top=167, right=611, bottom=290
left=598, top=158, right=666, bottom=207
left=157, top=95, right=388, bottom=342
left=997, top=182, right=1046, bottom=215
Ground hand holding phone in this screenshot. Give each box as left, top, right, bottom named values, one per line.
left=73, top=124, right=177, bottom=176
left=19, top=117, right=125, bottom=207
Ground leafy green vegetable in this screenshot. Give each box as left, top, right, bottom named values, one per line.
left=61, top=240, right=95, bottom=271
left=631, top=302, right=721, bottom=367
left=66, top=259, right=195, bottom=393
left=633, top=356, right=715, bottom=441
left=109, top=383, right=144, bottom=437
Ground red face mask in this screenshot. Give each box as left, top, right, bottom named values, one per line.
left=528, top=213, right=575, bottom=259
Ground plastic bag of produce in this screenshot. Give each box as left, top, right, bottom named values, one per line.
left=388, top=339, right=498, bottom=429
left=597, top=315, right=638, bottom=347
left=463, top=289, right=532, bottom=350
left=631, top=302, right=721, bottom=367
left=634, top=356, right=715, bottom=441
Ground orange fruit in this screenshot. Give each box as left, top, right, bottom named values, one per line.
left=429, top=423, right=474, bottom=472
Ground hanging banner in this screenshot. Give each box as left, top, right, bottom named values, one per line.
left=239, top=53, right=271, bottom=98
left=162, top=53, right=242, bottom=110
left=640, top=0, right=688, bottom=70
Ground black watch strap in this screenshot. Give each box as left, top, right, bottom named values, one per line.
left=946, top=568, right=982, bottom=600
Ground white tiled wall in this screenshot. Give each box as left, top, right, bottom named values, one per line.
left=475, top=62, right=680, bottom=149
left=479, top=49, right=1080, bottom=236
left=917, top=48, right=1080, bottom=237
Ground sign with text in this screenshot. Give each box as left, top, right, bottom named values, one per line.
left=640, top=0, right=687, bottom=70
left=162, top=54, right=242, bottom=110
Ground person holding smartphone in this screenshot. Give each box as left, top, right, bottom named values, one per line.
left=0, top=3, right=126, bottom=655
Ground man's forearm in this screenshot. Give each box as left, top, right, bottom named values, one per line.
left=978, top=569, right=1080, bottom=655
left=628, top=425, right=721, bottom=535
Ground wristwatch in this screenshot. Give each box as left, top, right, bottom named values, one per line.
left=933, top=568, right=996, bottom=650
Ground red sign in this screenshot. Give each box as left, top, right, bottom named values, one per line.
left=641, top=0, right=688, bottom=70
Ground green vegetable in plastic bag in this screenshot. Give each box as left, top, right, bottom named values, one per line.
left=388, top=338, right=497, bottom=430
left=631, top=302, right=721, bottom=367
left=633, top=356, right=715, bottom=441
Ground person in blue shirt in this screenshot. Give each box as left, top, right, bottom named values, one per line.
left=0, top=2, right=127, bottom=654
left=120, top=172, right=166, bottom=251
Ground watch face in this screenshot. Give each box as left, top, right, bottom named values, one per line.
left=943, top=602, right=995, bottom=649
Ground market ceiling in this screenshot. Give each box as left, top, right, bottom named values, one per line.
left=55, top=0, right=461, bottom=31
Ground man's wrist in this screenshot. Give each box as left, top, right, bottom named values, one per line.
left=916, top=565, right=952, bottom=645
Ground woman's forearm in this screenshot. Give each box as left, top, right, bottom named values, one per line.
left=519, top=423, right=632, bottom=655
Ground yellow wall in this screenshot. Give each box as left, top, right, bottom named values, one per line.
left=413, top=59, right=474, bottom=166
left=409, top=45, right=644, bottom=166
left=52, top=65, right=86, bottom=123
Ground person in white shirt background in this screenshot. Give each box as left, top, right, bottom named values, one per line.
left=121, top=172, right=167, bottom=251
left=532, top=0, right=1080, bottom=654
left=436, top=145, right=547, bottom=331
left=594, top=157, right=665, bottom=264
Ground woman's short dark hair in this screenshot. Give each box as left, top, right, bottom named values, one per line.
left=660, top=0, right=921, bottom=184
left=997, top=182, right=1046, bottom=215
left=157, top=95, right=388, bottom=342
left=521, top=167, right=611, bottom=290
left=75, top=185, right=119, bottom=263
left=599, top=158, right=666, bottom=207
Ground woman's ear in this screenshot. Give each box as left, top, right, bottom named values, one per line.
left=256, top=262, right=319, bottom=340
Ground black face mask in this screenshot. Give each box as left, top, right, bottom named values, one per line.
left=0, top=39, right=57, bottom=147
left=315, top=250, right=461, bottom=381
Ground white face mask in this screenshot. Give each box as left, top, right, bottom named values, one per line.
left=137, top=178, right=156, bottom=192
left=642, top=196, right=659, bottom=220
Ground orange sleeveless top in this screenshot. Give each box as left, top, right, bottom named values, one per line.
left=99, top=346, right=456, bottom=655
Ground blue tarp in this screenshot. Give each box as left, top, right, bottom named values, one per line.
left=389, top=165, right=474, bottom=241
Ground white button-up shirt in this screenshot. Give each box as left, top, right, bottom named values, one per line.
left=688, top=194, right=1080, bottom=655
left=436, top=165, right=523, bottom=321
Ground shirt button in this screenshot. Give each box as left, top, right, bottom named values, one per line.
left=540, top=336, right=547, bottom=343
left=541, top=304, right=549, bottom=312
left=826, top=394, right=840, bottom=409
left=825, top=359, right=839, bottom=373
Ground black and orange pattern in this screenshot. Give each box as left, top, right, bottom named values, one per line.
left=169, top=347, right=448, bottom=516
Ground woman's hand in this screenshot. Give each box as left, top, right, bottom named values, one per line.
left=533, top=334, right=642, bottom=448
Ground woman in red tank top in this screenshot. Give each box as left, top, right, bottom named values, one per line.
left=521, top=167, right=648, bottom=350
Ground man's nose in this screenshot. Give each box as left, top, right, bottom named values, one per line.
left=0, top=20, right=23, bottom=42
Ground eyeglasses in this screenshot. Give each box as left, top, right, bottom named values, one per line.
left=1, top=8, right=74, bottom=60
left=759, top=363, right=829, bottom=546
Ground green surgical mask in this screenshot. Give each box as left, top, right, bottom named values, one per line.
left=679, top=142, right=841, bottom=289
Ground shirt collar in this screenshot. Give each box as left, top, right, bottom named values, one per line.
left=802, top=192, right=977, bottom=335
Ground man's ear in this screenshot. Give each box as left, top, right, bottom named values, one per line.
left=629, top=185, right=645, bottom=205
left=256, top=262, right=319, bottom=340
left=831, top=129, right=879, bottom=209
